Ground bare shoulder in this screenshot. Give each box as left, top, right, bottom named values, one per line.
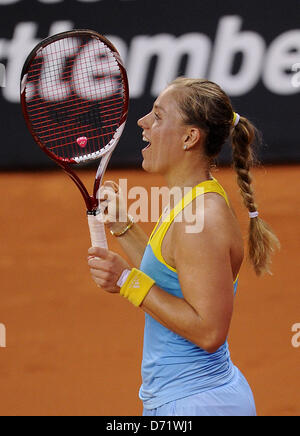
left=171, top=192, right=244, bottom=277
left=203, top=192, right=243, bottom=238
left=173, top=192, right=241, bottom=241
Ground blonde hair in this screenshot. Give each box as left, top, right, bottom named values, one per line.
left=171, top=77, right=280, bottom=276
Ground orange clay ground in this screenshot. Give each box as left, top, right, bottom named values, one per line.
left=0, top=165, right=299, bottom=416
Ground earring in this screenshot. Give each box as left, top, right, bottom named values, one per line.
left=183, top=145, right=188, bottom=151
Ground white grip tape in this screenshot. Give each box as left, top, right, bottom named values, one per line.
left=88, top=214, right=108, bottom=249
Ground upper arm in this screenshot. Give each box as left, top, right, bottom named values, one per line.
left=173, top=199, right=235, bottom=346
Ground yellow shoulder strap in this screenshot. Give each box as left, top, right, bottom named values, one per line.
left=149, top=178, right=230, bottom=272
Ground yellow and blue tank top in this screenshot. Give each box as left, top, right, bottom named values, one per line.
left=139, top=178, right=238, bottom=410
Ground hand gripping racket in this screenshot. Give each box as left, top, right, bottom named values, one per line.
left=20, top=30, right=129, bottom=249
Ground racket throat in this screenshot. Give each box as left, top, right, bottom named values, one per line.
left=86, top=194, right=100, bottom=216
left=87, top=208, right=100, bottom=217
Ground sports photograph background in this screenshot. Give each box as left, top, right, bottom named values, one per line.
left=0, top=0, right=299, bottom=416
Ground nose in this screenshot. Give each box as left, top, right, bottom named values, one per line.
left=137, top=112, right=151, bottom=129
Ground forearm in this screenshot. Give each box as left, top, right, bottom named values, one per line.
left=141, top=285, right=208, bottom=349
left=99, top=182, right=149, bottom=267
left=110, top=222, right=149, bottom=267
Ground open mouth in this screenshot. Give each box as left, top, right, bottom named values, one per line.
left=143, top=142, right=151, bottom=151
left=142, top=136, right=151, bottom=151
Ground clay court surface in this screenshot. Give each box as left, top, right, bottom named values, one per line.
left=0, top=165, right=299, bottom=416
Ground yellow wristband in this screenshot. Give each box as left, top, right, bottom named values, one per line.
left=120, top=268, right=155, bottom=307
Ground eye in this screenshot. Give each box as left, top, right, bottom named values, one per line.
left=154, top=112, right=160, bottom=120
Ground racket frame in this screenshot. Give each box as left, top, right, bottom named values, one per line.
left=20, top=29, right=129, bottom=214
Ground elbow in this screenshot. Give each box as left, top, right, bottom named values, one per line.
left=183, top=316, right=230, bottom=353
left=196, top=331, right=227, bottom=354
left=203, top=343, right=224, bottom=354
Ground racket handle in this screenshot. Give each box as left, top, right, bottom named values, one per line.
left=87, top=214, right=108, bottom=249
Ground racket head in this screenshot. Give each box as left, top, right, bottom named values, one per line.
left=21, top=29, right=129, bottom=167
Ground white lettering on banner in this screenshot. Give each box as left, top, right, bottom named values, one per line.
left=0, top=62, right=5, bottom=87
left=73, top=40, right=120, bottom=100
left=263, top=30, right=300, bottom=95
left=291, top=63, right=300, bottom=88
left=1, top=22, right=39, bottom=102
left=210, top=16, right=265, bottom=96
left=127, top=33, right=211, bottom=97
left=105, top=35, right=128, bottom=68
left=39, top=37, right=80, bottom=101
left=0, top=21, right=73, bottom=103
left=0, top=16, right=300, bottom=103
left=26, top=31, right=121, bottom=102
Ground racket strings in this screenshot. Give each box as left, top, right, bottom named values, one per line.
left=25, top=36, right=126, bottom=162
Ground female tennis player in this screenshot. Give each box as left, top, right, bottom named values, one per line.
left=87, top=78, right=279, bottom=416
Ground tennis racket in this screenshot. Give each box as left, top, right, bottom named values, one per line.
left=20, top=29, right=129, bottom=249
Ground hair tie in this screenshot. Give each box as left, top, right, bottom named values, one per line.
left=249, top=211, right=259, bottom=219
left=232, top=112, right=240, bottom=127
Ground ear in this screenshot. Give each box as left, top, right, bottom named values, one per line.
left=183, top=127, right=202, bottom=150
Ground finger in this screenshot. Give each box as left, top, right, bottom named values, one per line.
left=98, top=186, right=117, bottom=201
left=99, top=186, right=115, bottom=197
left=88, top=258, right=113, bottom=272
left=99, top=200, right=108, bottom=214
left=88, top=246, right=109, bottom=259
left=88, top=257, right=103, bottom=269
left=88, top=255, right=102, bottom=265
left=92, top=274, right=115, bottom=290
left=89, top=268, right=111, bottom=281
left=103, top=181, right=119, bottom=193
left=93, top=277, right=106, bottom=288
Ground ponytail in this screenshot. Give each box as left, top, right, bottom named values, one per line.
left=169, top=77, right=280, bottom=275
left=231, top=117, right=280, bottom=276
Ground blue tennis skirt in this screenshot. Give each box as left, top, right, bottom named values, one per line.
left=143, top=366, right=257, bottom=417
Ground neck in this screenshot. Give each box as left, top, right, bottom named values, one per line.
left=164, top=157, right=212, bottom=191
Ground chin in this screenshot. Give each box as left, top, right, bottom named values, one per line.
left=142, top=153, right=166, bottom=174
left=143, top=162, right=162, bottom=175
left=142, top=164, right=153, bottom=174
left=142, top=159, right=154, bottom=174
